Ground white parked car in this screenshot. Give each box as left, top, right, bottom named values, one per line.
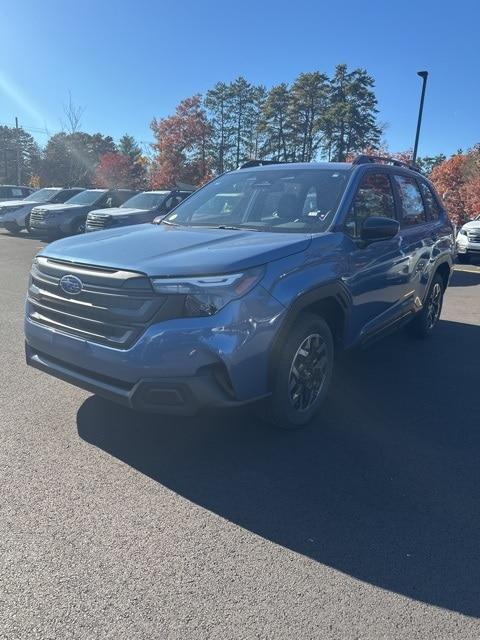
left=456, top=215, right=480, bottom=263
left=0, top=187, right=84, bottom=234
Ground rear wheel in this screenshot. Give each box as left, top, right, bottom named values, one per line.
left=407, top=273, right=444, bottom=339
left=263, top=313, right=334, bottom=430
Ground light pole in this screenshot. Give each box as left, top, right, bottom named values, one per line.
left=412, top=71, right=428, bottom=165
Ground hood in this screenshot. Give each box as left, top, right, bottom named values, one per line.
left=462, top=220, right=480, bottom=230
left=41, top=223, right=312, bottom=276
left=88, top=207, right=146, bottom=217
left=33, top=203, right=86, bottom=213
left=0, top=199, right=31, bottom=210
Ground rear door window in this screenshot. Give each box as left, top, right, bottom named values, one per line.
left=419, top=181, right=441, bottom=221
left=394, top=175, right=427, bottom=226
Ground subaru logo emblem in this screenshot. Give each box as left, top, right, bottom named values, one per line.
left=60, top=274, right=83, bottom=295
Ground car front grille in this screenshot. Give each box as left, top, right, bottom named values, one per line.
left=86, top=213, right=112, bottom=231
left=467, top=231, right=480, bottom=243
left=30, top=209, right=48, bottom=224
left=28, top=256, right=167, bottom=348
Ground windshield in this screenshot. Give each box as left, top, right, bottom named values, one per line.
left=121, top=191, right=169, bottom=210
left=65, top=189, right=107, bottom=205
left=163, top=168, right=350, bottom=233
left=24, top=188, right=61, bottom=203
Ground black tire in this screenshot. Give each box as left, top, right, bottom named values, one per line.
left=72, top=219, right=86, bottom=235
left=457, top=254, right=470, bottom=264
left=407, top=273, right=444, bottom=339
left=4, top=223, right=21, bottom=235
left=263, top=313, right=334, bottom=430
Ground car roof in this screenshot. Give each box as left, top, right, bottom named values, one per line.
left=235, top=161, right=352, bottom=172
left=0, top=184, right=33, bottom=188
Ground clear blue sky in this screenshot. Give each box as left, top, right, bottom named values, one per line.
left=1, top=0, right=478, bottom=157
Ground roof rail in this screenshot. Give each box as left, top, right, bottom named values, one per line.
left=239, top=159, right=287, bottom=169
left=353, top=154, right=421, bottom=173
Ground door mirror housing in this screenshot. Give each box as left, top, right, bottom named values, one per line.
left=361, top=216, right=399, bottom=242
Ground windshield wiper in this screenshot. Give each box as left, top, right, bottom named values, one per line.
left=213, top=225, right=260, bottom=231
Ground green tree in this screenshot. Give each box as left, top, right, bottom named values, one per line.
left=259, top=83, right=293, bottom=161
left=324, top=64, right=382, bottom=161
left=118, top=134, right=148, bottom=189
left=0, top=125, right=41, bottom=185
left=417, top=154, right=446, bottom=176
left=118, top=134, right=142, bottom=162
left=205, top=82, right=235, bottom=174
left=229, top=77, right=261, bottom=167
left=289, top=72, right=329, bottom=162
left=41, top=132, right=116, bottom=186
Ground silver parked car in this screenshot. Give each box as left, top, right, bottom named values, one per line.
left=1, top=187, right=84, bottom=234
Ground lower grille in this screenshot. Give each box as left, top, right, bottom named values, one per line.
left=86, top=213, right=112, bottom=231
left=28, top=257, right=166, bottom=348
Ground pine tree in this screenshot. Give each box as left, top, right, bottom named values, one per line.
left=259, top=83, right=293, bottom=161
left=205, top=82, right=234, bottom=174
left=0, top=125, right=41, bottom=185
left=288, top=72, right=330, bottom=162
left=324, top=65, right=382, bottom=162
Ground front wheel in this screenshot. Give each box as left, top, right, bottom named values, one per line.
left=25, top=214, right=33, bottom=234
left=407, top=273, right=444, bottom=339
left=263, top=313, right=334, bottom=430
left=457, top=253, right=470, bottom=264
left=72, top=219, right=86, bottom=235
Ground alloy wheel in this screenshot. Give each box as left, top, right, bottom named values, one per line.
left=288, top=333, right=329, bottom=412
left=427, top=282, right=442, bottom=330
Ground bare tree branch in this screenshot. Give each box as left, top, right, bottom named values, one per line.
left=61, top=92, right=86, bottom=134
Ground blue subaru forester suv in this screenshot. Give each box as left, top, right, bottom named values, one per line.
left=25, top=157, right=455, bottom=429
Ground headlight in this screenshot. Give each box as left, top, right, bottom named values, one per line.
left=150, top=267, right=264, bottom=317
left=458, top=228, right=467, bottom=236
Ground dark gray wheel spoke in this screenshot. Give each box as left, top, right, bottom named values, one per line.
left=288, top=332, right=329, bottom=413
left=426, top=283, right=442, bottom=330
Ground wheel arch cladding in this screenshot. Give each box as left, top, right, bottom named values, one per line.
left=268, top=283, right=349, bottom=384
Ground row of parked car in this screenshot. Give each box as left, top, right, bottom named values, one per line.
left=0, top=186, right=194, bottom=239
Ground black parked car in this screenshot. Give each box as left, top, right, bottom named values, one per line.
left=85, top=189, right=194, bottom=232
left=29, top=189, right=138, bottom=239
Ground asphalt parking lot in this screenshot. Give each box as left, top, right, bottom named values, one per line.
left=1, top=230, right=480, bottom=640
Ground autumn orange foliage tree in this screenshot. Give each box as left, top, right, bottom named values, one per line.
left=429, top=155, right=468, bottom=224
left=150, top=96, right=212, bottom=189
left=94, top=152, right=132, bottom=188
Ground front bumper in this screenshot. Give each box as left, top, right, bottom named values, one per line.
left=26, top=343, right=263, bottom=414
left=457, top=239, right=480, bottom=255
left=25, top=283, right=286, bottom=410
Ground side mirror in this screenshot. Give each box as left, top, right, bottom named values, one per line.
left=361, top=216, right=399, bottom=242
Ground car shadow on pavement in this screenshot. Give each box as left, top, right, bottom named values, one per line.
left=0, top=230, right=47, bottom=243
left=77, top=318, right=480, bottom=618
